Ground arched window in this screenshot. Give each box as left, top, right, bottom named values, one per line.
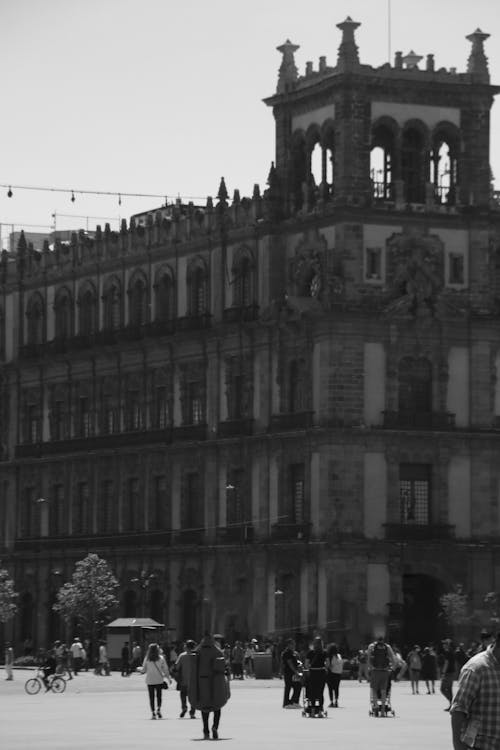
left=129, top=274, right=148, bottom=327
left=26, top=293, right=45, bottom=346
left=371, top=123, right=396, bottom=201
left=154, top=270, right=175, bottom=322
left=430, top=126, right=459, bottom=206
left=54, top=289, right=73, bottom=340
left=291, top=132, right=307, bottom=211
left=398, top=357, right=432, bottom=415
left=402, top=127, right=426, bottom=203
left=103, top=277, right=122, bottom=330
left=78, top=285, right=97, bottom=336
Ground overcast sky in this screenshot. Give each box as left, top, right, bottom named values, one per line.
left=1, top=0, right=499, bottom=246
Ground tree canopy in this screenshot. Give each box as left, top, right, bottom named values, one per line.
left=53, top=553, right=119, bottom=640
left=0, top=565, right=18, bottom=624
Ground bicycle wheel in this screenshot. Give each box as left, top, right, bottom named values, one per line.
left=50, top=676, right=66, bottom=693
left=25, top=677, right=41, bottom=695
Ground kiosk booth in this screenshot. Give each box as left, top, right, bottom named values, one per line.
left=106, top=617, right=164, bottom=670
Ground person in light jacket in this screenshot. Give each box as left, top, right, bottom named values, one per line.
left=142, top=642, right=171, bottom=719
left=326, top=642, right=343, bottom=707
left=187, top=632, right=230, bottom=740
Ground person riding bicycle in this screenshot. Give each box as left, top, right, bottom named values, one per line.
left=42, top=648, right=57, bottom=691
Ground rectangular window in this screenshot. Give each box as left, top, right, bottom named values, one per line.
left=127, top=390, right=142, bottom=431
left=73, top=482, right=89, bottom=535
left=124, top=477, right=139, bottom=531
left=155, top=387, right=170, bottom=429
left=184, top=473, right=201, bottom=530
left=151, top=475, right=167, bottom=530
left=229, top=374, right=243, bottom=420
left=448, top=253, right=464, bottom=285
left=365, top=247, right=382, bottom=281
left=20, top=486, right=34, bottom=537
left=102, top=396, right=116, bottom=435
left=188, top=382, right=203, bottom=424
left=226, top=468, right=245, bottom=526
left=79, top=397, right=91, bottom=437
left=52, top=400, right=65, bottom=441
left=98, top=480, right=113, bottom=533
left=50, top=483, right=64, bottom=536
left=27, top=405, right=39, bottom=443
left=399, top=464, right=431, bottom=525
left=290, top=463, right=305, bottom=523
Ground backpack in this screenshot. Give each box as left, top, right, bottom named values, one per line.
left=372, top=642, right=389, bottom=669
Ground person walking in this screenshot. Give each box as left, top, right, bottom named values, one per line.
left=231, top=640, right=244, bottom=680
left=70, top=637, right=84, bottom=675
left=406, top=645, right=422, bottom=694
left=142, top=642, right=171, bottom=719
left=450, top=631, right=500, bottom=749
left=97, top=641, right=110, bottom=676
left=325, top=642, right=343, bottom=707
left=440, top=639, right=456, bottom=711
left=421, top=646, right=437, bottom=694
left=187, top=632, right=230, bottom=740
left=175, top=639, right=196, bottom=718
left=121, top=641, right=130, bottom=677
left=4, top=642, right=14, bottom=681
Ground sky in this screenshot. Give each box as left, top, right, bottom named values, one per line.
left=0, top=0, right=499, bottom=248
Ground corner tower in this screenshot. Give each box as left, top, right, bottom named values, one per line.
left=264, top=18, right=499, bottom=214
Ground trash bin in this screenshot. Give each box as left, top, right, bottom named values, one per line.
left=253, top=653, right=273, bottom=679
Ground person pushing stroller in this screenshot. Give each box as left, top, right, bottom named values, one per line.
left=367, top=635, right=396, bottom=716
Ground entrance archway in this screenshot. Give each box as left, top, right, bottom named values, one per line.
left=402, top=573, right=446, bottom=645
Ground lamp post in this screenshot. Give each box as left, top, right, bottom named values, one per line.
left=274, top=589, right=284, bottom=636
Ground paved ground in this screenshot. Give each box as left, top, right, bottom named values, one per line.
left=1, top=670, right=452, bottom=749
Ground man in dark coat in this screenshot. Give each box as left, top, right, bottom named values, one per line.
left=187, top=632, right=230, bottom=740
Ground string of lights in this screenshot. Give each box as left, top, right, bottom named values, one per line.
left=0, top=182, right=207, bottom=205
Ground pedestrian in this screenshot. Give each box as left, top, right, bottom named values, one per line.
left=187, top=632, right=230, bottom=740
left=174, top=639, right=196, bottom=718
left=325, top=642, right=343, bottom=707
left=4, top=642, right=14, bottom=681
left=97, top=640, right=110, bottom=676
left=406, top=645, right=422, bottom=694
left=70, top=636, right=84, bottom=675
left=367, top=634, right=396, bottom=711
left=121, top=641, right=130, bottom=677
left=304, top=636, right=327, bottom=715
left=231, top=640, right=244, bottom=679
left=450, top=630, right=500, bottom=749
left=440, top=638, right=456, bottom=711
left=281, top=637, right=303, bottom=708
left=421, top=646, right=437, bottom=694
left=142, top=642, right=171, bottom=720
left=357, top=649, right=369, bottom=681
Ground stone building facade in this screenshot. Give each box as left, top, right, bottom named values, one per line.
left=1, top=17, right=500, bottom=650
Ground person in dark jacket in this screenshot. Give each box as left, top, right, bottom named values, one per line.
left=421, top=646, right=438, bottom=694
left=187, top=632, right=230, bottom=740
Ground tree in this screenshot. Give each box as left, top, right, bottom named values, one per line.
left=53, top=553, right=119, bottom=648
left=439, top=584, right=471, bottom=639
left=0, top=565, right=18, bottom=624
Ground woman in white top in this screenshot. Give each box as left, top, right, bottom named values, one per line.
left=142, top=643, right=171, bottom=719
left=326, top=643, right=344, bottom=707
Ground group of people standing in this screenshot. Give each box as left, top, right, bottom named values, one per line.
left=141, top=632, right=230, bottom=740
left=281, top=636, right=344, bottom=713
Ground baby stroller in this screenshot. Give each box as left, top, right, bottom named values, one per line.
left=369, top=669, right=396, bottom=717
left=301, top=668, right=328, bottom=718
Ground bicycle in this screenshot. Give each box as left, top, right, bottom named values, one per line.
left=25, top=669, right=67, bottom=694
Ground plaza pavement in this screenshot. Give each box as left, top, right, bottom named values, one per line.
left=1, top=669, right=451, bottom=749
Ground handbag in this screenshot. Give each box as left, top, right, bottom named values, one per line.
left=154, top=660, right=169, bottom=689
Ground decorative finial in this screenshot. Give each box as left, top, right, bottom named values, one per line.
left=217, top=177, right=228, bottom=204
left=336, top=16, right=361, bottom=71
left=276, top=39, right=300, bottom=94
left=402, top=50, right=423, bottom=69
left=466, top=28, right=490, bottom=82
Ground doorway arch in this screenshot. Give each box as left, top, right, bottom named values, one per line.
left=402, top=573, right=446, bottom=645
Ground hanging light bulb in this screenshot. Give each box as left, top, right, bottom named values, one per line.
left=7, top=186, right=12, bottom=198
left=71, top=191, right=75, bottom=203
